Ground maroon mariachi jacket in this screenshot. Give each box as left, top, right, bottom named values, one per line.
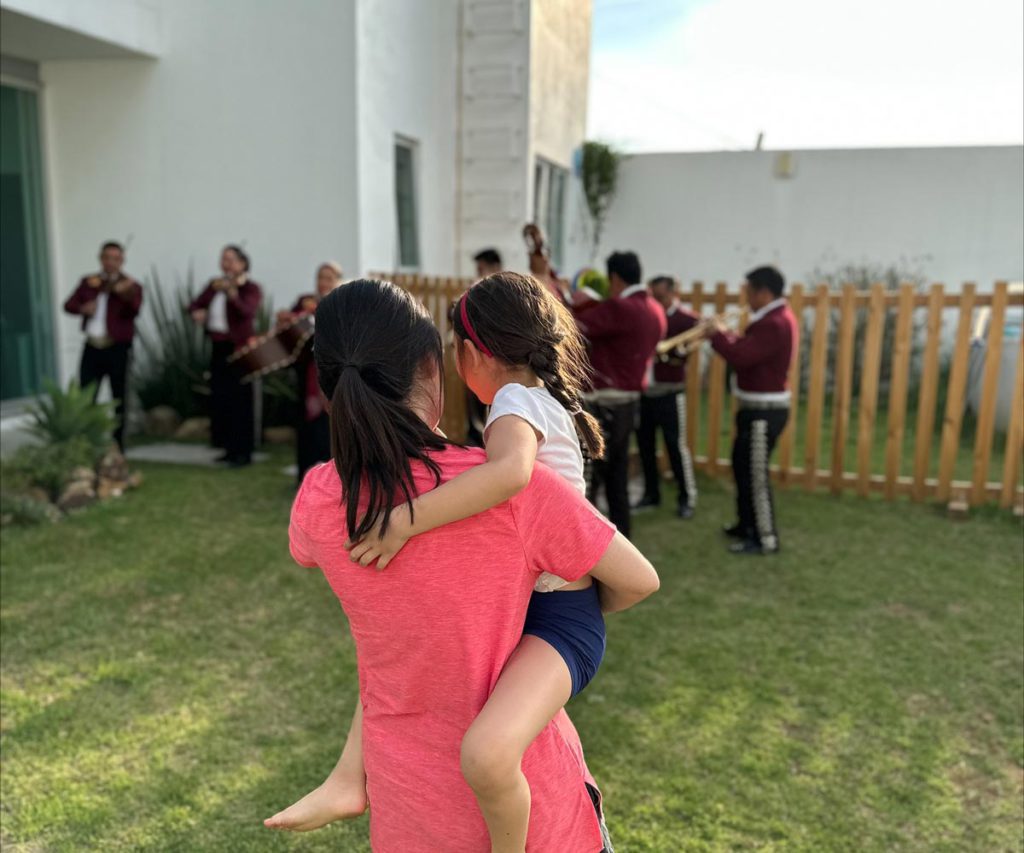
left=63, top=273, right=143, bottom=344
left=573, top=285, right=667, bottom=394
left=652, top=302, right=701, bottom=385
left=188, top=277, right=263, bottom=347
left=710, top=299, right=798, bottom=399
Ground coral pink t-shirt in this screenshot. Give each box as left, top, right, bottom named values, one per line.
left=289, top=447, right=616, bottom=852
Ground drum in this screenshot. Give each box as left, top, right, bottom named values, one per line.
left=228, top=314, right=314, bottom=383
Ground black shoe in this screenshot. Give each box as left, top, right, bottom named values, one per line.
left=225, top=455, right=252, bottom=469
left=633, top=495, right=661, bottom=512
left=728, top=539, right=779, bottom=556
left=722, top=522, right=747, bottom=539
left=677, top=504, right=695, bottom=520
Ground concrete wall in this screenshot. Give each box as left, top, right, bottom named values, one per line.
left=356, top=0, right=459, bottom=276
left=529, top=0, right=591, bottom=274
left=599, top=147, right=1024, bottom=289
left=35, top=0, right=359, bottom=382
left=456, top=0, right=532, bottom=278
left=455, top=0, right=592, bottom=279
left=0, top=0, right=160, bottom=59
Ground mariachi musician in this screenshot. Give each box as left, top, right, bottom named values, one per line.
left=705, top=266, right=797, bottom=555
left=276, top=261, right=343, bottom=484
left=635, top=275, right=701, bottom=519
left=188, top=245, right=263, bottom=468
left=63, top=240, right=143, bottom=450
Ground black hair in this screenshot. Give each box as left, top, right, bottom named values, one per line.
left=452, top=272, right=605, bottom=459
left=100, top=241, right=124, bottom=254
left=223, top=244, right=251, bottom=272
left=315, top=279, right=449, bottom=541
left=746, top=266, right=785, bottom=298
left=648, top=275, right=677, bottom=291
left=473, top=248, right=502, bottom=268
left=606, top=251, right=642, bottom=286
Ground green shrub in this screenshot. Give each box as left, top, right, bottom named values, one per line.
left=134, top=268, right=211, bottom=419
left=0, top=492, right=58, bottom=526
left=25, top=380, right=116, bottom=455
left=4, top=437, right=96, bottom=500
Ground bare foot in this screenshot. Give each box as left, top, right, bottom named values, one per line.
left=264, top=775, right=368, bottom=832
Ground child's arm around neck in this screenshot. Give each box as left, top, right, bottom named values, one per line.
left=345, top=413, right=540, bottom=569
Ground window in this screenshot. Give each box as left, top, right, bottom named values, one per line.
left=532, top=158, right=568, bottom=271
left=394, top=139, right=420, bottom=269
left=0, top=81, right=55, bottom=401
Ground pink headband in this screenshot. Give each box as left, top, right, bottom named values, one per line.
left=459, top=290, right=493, bottom=357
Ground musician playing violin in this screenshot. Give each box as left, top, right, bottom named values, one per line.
left=63, top=240, right=142, bottom=450
left=277, top=261, right=343, bottom=484
left=189, top=245, right=263, bottom=468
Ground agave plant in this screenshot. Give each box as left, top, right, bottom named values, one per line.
left=133, top=267, right=211, bottom=418
left=24, top=380, right=116, bottom=456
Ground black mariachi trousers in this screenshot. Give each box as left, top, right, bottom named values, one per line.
left=209, top=341, right=255, bottom=461
left=637, top=390, right=698, bottom=509
left=731, top=407, right=789, bottom=549
left=80, top=341, right=130, bottom=450
left=585, top=399, right=637, bottom=539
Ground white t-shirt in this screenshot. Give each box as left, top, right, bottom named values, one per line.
left=484, top=383, right=587, bottom=592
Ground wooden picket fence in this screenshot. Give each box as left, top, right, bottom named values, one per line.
left=384, top=273, right=1024, bottom=511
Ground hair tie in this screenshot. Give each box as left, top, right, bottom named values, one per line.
left=342, top=363, right=361, bottom=377
left=459, top=291, right=493, bottom=358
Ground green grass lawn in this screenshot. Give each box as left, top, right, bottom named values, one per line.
left=2, top=449, right=1022, bottom=852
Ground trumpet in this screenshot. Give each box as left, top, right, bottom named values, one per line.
left=656, top=311, right=740, bottom=361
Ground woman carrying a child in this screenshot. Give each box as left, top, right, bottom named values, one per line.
left=266, top=275, right=658, bottom=852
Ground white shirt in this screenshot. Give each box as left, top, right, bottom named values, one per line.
left=85, top=291, right=109, bottom=339
left=748, top=297, right=787, bottom=324
left=619, top=283, right=648, bottom=300
left=485, top=383, right=586, bottom=592
left=207, top=290, right=229, bottom=333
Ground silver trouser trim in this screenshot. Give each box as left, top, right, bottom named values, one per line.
left=584, top=389, right=642, bottom=405
left=675, top=393, right=698, bottom=507
left=644, top=381, right=687, bottom=398
left=750, top=419, right=777, bottom=550
left=738, top=398, right=790, bottom=411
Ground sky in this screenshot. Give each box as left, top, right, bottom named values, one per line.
left=588, top=0, right=1024, bottom=152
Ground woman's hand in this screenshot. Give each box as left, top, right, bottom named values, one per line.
left=344, top=507, right=414, bottom=570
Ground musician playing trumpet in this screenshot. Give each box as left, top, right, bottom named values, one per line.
left=704, top=266, right=797, bottom=556
left=635, top=276, right=701, bottom=518
left=189, top=245, right=263, bottom=468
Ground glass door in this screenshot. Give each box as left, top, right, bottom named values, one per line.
left=0, top=82, right=55, bottom=401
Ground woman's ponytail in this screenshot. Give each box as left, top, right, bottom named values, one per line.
left=316, top=281, right=448, bottom=541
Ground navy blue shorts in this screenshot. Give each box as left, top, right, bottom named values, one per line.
left=522, top=583, right=606, bottom=697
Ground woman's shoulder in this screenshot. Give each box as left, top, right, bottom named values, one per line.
left=294, top=462, right=341, bottom=512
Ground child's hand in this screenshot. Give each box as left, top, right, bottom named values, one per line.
left=344, top=509, right=413, bottom=570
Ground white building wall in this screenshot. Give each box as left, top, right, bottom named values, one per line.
left=528, top=0, right=591, bottom=274
left=356, top=0, right=459, bottom=276
left=456, top=0, right=532, bottom=278
left=455, top=0, right=592, bottom=279
left=0, top=0, right=160, bottom=59
left=599, top=147, right=1024, bottom=288
left=34, top=0, right=359, bottom=383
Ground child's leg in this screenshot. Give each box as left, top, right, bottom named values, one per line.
left=460, top=635, right=572, bottom=853
left=264, top=702, right=368, bottom=832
